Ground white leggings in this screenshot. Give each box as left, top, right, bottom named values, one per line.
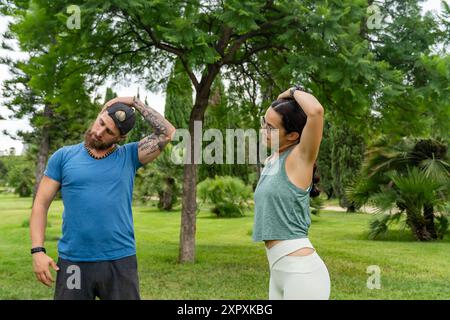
left=266, top=238, right=331, bottom=300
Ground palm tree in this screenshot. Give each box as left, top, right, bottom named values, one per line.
left=135, top=144, right=183, bottom=210
left=347, top=136, right=449, bottom=241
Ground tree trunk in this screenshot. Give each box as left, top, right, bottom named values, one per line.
left=406, top=214, right=432, bottom=241
left=178, top=65, right=220, bottom=263
left=158, top=191, right=164, bottom=208
left=346, top=204, right=356, bottom=213
left=32, top=104, right=52, bottom=203
left=413, top=226, right=432, bottom=241
left=178, top=108, right=202, bottom=263
left=423, top=203, right=437, bottom=240
left=179, top=161, right=198, bottom=263
left=159, top=177, right=175, bottom=210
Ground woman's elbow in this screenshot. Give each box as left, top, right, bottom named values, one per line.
left=311, top=106, right=324, bottom=116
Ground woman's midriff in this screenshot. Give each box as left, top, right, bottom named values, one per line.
left=264, top=240, right=316, bottom=256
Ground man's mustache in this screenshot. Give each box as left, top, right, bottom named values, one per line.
left=84, top=128, right=115, bottom=150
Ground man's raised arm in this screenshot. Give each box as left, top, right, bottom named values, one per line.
left=132, top=97, right=176, bottom=165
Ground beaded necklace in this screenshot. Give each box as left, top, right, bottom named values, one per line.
left=84, top=143, right=117, bottom=160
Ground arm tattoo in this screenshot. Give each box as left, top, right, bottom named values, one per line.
left=137, top=134, right=169, bottom=155
left=133, top=98, right=174, bottom=155
left=133, top=98, right=169, bottom=136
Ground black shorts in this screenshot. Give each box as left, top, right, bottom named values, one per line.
left=54, top=255, right=140, bottom=300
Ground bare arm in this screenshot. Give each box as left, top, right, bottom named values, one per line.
left=30, top=176, right=61, bottom=286
left=278, top=88, right=324, bottom=163
left=132, top=97, right=177, bottom=165
left=292, top=90, right=324, bottom=163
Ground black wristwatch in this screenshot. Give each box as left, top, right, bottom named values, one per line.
left=290, top=85, right=307, bottom=98
left=31, top=247, right=46, bottom=255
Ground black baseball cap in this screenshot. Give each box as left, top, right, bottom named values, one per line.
left=106, top=102, right=136, bottom=135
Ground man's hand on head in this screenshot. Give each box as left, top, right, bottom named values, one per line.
left=102, top=97, right=135, bottom=112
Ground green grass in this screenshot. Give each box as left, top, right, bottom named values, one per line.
left=0, top=193, right=449, bottom=300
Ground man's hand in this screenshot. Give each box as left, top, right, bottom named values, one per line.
left=102, top=96, right=135, bottom=112
left=33, top=252, right=59, bottom=287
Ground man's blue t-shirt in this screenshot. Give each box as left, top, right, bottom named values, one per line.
left=44, top=142, right=143, bottom=262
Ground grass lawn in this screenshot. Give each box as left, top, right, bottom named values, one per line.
left=0, top=193, right=449, bottom=300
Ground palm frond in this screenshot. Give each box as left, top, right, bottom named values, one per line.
left=369, top=217, right=389, bottom=239
left=387, top=166, right=441, bottom=198
left=419, top=158, right=450, bottom=183
left=367, top=189, right=398, bottom=215
left=344, top=178, right=377, bottom=207
left=368, top=212, right=403, bottom=240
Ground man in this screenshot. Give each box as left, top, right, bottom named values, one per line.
left=30, top=96, right=176, bottom=300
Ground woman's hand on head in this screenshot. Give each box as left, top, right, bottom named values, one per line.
left=277, top=88, right=293, bottom=100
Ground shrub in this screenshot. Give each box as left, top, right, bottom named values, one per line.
left=8, top=166, right=34, bottom=197
left=197, top=176, right=252, bottom=217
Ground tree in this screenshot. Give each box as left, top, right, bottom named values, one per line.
left=2, top=155, right=35, bottom=197
left=0, top=159, right=8, bottom=185
left=330, top=123, right=366, bottom=212
left=164, top=58, right=192, bottom=130
left=50, top=0, right=351, bottom=263
left=316, top=121, right=334, bottom=199
left=363, top=0, right=449, bottom=139
left=3, top=0, right=448, bottom=261
left=347, top=136, right=449, bottom=241
left=158, top=58, right=192, bottom=210
left=134, top=144, right=183, bottom=210
left=1, top=1, right=98, bottom=202
left=224, top=64, right=267, bottom=186
left=104, top=87, right=117, bottom=103
left=199, top=75, right=253, bottom=183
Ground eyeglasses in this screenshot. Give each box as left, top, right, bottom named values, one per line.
left=260, top=116, right=277, bottom=132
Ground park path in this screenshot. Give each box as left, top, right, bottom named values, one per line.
left=322, top=204, right=379, bottom=214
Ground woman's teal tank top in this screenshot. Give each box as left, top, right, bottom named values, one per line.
left=252, top=145, right=312, bottom=242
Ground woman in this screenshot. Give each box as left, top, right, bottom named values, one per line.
left=253, top=85, right=330, bottom=300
